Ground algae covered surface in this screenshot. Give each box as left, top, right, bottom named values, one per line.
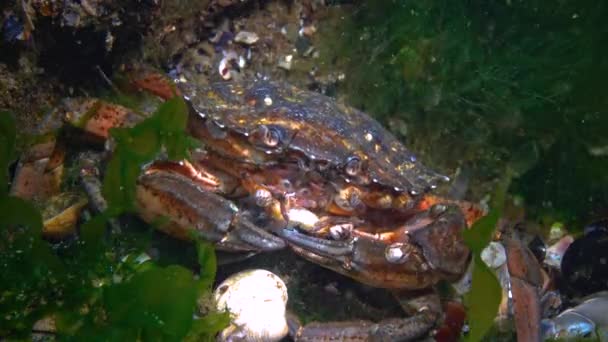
left=323, top=0, right=608, bottom=227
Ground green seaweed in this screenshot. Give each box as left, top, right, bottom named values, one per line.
left=323, top=0, right=608, bottom=227
left=102, top=96, right=198, bottom=214
left=461, top=172, right=510, bottom=341
left=462, top=209, right=502, bottom=342
left=0, top=101, right=227, bottom=340
left=56, top=242, right=226, bottom=341
left=0, top=111, right=16, bottom=195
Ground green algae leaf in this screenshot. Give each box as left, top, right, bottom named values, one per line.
left=0, top=196, right=43, bottom=235
left=463, top=170, right=510, bottom=253
left=156, top=97, right=193, bottom=161
left=102, top=148, right=141, bottom=213
left=464, top=255, right=503, bottom=342
left=462, top=173, right=509, bottom=341
left=112, top=123, right=161, bottom=161
left=0, top=111, right=16, bottom=195
left=103, top=263, right=199, bottom=340
left=166, top=133, right=198, bottom=161
left=0, top=196, right=65, bottom=337
left=462, top=209, right=500, bottom=253
left=80, top=212, right=112, bottom=260
left=1, top=96, right=218, bottom=340
left=196, top=240, right=217, bottom=292
left=156, top=97, right=188, bottom=133
left=185, top=311, right=230, bottom=342
left=102, top=95, right=192, bottom=214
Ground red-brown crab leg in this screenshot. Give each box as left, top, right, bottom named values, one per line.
left=287, top=290, right=440, bottom=342
left=136, top=169, right=286, bottom=252
left=503, top=236, right=543, bottom=342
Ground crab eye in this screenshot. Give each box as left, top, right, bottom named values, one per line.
left=250, top=125, right=283, bottom=149
left=263, top=126, right=281, bottom=147
left=344, top=156, right=362, bottom=177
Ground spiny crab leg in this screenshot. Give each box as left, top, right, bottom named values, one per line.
left=136, top=170, right=285, bottom=252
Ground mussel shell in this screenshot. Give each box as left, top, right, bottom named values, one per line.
left=42, top=192, right=88, bottom=239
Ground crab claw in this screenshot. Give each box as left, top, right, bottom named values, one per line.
left=276, top=205, right=469, bottom=289
left=276, top=206, right=469, bottom=341
left=136, top=170, right=286, bottom=252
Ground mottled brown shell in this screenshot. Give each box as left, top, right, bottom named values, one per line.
left=179, top=79, right=449, bottom=195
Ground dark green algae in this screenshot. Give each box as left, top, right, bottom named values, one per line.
left=0, top=101, right=228, bottom=341
left=320, top=0, right=608, bottom=229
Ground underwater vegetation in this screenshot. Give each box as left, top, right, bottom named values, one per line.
left=0, top=101, right=228, bottom=340
left=326, top=0, right=608, bottom=227
left=1, top=0, right=607, bottom=339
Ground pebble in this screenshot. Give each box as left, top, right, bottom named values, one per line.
left=277, top=54, right=293, bottom=70
left=215, top=269, right=289, bottom=342
left=234, top=31, right=259, bottom=45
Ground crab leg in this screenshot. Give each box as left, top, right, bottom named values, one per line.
left=287, top=290, right=440, bottom=342
left=503, top=236, right=543, bottom=342
left=77, top=152, right=124, bottom=233
left=276, top=228, right=354, bottom=256
left=136, top=170, right=285, bottom=252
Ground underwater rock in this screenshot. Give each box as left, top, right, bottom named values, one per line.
left=560, top=219, right=608, bottom=296
left=214, top=269, right=289, bottom=342
left=277, top=54, right=293, bottom=71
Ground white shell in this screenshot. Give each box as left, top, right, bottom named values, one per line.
left=214, top=269, right=289, bottom=342
left=481, top=241, right=507, bottom=269
left=234, top=31, right=260, bottom=45
left=277, top=55, right=293, bottom=70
